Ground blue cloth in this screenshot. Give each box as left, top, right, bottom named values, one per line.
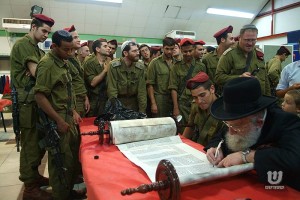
left=276, top=60, right=300, bottom=90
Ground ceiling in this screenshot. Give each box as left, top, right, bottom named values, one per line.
left=0, top=0, right=269, bottom=43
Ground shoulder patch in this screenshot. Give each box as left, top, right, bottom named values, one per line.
left=111, top=60, right=122, bottom=68
left=223, top=48, right=233, bottom=55
left=135, top=61, right=144, bottom=69
left=256, top=48, right=264, bottom=61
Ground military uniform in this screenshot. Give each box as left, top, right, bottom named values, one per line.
left=266, top=56, right=282, bottom=96
left=10, top=34, right=46, bottom=184
left=83, top=55, right=108, bottom=117
left=202, top=49, right=220, bottom=90
left=68, top=57, right=87, bottom=117
left=168, top=58, right=206, bottom=128
left=215, top=44, right=271, bottom=95
left=107, top=58, right=147, bottom=113
left=147, top=54, right=173, bottom=117
left=187, top=103, right=224, bottom=146
left=34, top=51, right=79, bottom=200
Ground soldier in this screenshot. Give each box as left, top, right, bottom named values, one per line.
left=107, top=41, right=147, bottom=113
left=10, top=14, right=54, bottom=200
left=139, top=44, right=152, bottom=78
left=84, top=38, right=111, bottom=117
left=150, top=46, right=162, bottom=60
left=194, top=40, right=206, bottom=63
left=77, top=42, right=90, bottom=64
left=34, top=30, right=86, bottom=200
left=266, top=46, right=291, bottom=96
left=147, top=37, right=176, bottom=117
left=183, top=72, right=225, bottom=146
left=173, top=39, right=182, bottom=62
left=169, top=38, right=206, bottom=131
left=64, top=25, right=90, bottom=118
left=215, top=24, right=271, bottom=95
left=108, top=39, right=118, bottom=59
left=202, top=25, right=235, bottom=94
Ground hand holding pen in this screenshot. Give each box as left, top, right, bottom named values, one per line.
left=213, top=139, right=224, bottom=167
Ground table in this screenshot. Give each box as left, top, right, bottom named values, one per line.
left=79, top=117, right=300, bottom=200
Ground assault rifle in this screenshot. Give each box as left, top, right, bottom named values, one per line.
left=11, top=86, right=20, bottom=152
left=38, top=110, right=68, bottom=188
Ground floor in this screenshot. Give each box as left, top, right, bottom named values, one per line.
left=0, top=112, right=87, bottom=200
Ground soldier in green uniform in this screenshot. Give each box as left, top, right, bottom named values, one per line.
left=139, top=44, right=152, bottom=79
left=107, top=41, right=147, bottom=113
left=266, top=46, right=291, bottom=96
left=182, top=72, right=225, bottom=146
left=169, top=38, right=206, bottom=131
left=64, top=25, right=90, bottom=118
left=147, top=37, right=176, bottom=118
left=215, top=24, right=271, bottom=96
left=193, top=40, right=206, bottom=63
left=34, top=30, right=86, bottom=200
left=202, top=25, right=235, bottom=94
left=173, top=39, right=183, bottom=62
left=84, top=38, right=111, bottom=117
left=108, top=39, right=118, bottom=60
left=77, top=42, right=90, bottom=65
left=10, top=14, right=54, bottom=200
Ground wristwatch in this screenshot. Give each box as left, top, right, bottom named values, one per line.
left=241, top=148, right=251, bottom=163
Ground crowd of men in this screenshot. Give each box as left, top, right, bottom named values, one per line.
left=10, top=13, right=300, bottom=200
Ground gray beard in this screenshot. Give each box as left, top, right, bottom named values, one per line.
left=225, top=126, right=262, bottom=152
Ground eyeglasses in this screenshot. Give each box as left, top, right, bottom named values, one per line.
left=243, top=39, right=257, bottom=43
left=223, top=121, right=246, bottom=132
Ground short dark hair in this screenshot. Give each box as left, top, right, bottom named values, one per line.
left=187, top=79, right=213, bottom=90
left=52, top=30, right=73, bottom=47
left=139, top=44, right=150, bottom=51
left=92, top=38, right=107, bottom=54
left=240, top=24, right=258, bottom=35
left=277, top=46, right=291, bottom=56
left=122, top=42, right=137, bottom=57
left=163, top=37, right=176, bottom=47
left=30, top=18, right=54, bottom=31
left=108, top=39, right=118, bottom=47
left=216, top=33, right=230, bottom=45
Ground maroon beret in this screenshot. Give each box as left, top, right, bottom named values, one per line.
left=64, top=25, right=76, bottom=32
left=278, top=46, right=291, bottom=55
left=174, top=38, right=181, bottom=44
left=213, top=25, right=233, bottom=38
left=80, top=42, right=88, bottom=47
left=194, top=40, right=206, bottom=45
left=180, top=38, right=195, bottom=46
left=151, top=46, right=161, bottom=51
left=33, top=14, right=55, bottom=26
left=108, top=39, right=118, bottom=45
left=234, top=35, right=240, bottom=42
left=186, top=72, right=209, bottom=89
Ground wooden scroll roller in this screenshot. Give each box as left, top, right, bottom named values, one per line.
left=121, top=159, right=181, bottom=200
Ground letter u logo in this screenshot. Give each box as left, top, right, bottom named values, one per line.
left=267, top=171, right=283, bottom=185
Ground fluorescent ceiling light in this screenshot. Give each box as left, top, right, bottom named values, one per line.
left=207, top=8, right=254, bottom=19
left=90, top=0, right=122, bottom=3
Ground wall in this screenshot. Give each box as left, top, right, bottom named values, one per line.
left=253, top=0, right=300, bottom=39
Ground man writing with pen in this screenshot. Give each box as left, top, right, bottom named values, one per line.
left=205, top=77, right=300, bottom=191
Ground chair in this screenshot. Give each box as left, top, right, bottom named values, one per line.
left=0, top=99, right=12, bottom=132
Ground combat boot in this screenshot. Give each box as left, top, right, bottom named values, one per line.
left=23, top=182, right=52, bottom=200
left=36, top=175, right=49, bottom=187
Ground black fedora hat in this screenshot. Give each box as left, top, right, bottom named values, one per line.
left=211, top=77, right=277, bottom=121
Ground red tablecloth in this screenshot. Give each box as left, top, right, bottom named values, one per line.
left=0, top=99, right=12, bottom=111
left=79, top=117, right=300, bottom=200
